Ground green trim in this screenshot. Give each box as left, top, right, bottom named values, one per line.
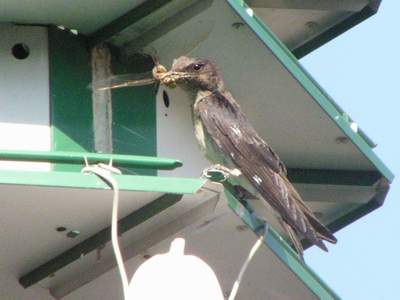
left=0, top=150, right=181, bottom=170
left=225, top=188, right=341, bottom=300
left=49, top=27, right=159, bottom=175
left=111, top=56, right=158, bottom=176
left=293, top=1, right=381, bottom=58
left=227, top=0, right=394, bottom=183
left=287, top=169, right=381, bottom=186
left=19, top=194, right=182, bottom=288
left=0, top=170, right=205, bottom=194
left=49, top=27, right=94, bottom=172
left=88, top=0, right=173, bottom=46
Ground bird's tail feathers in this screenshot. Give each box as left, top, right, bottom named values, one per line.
left=304, top=228, right=329, bottom=252
left=280, top=220, right=305, bottom=260
left=304, top=211, right=337, bottom=244
left=286, top=182, right=337, bottom=245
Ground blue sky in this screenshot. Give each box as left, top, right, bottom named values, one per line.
left=302, top=2, right=399, bottom=299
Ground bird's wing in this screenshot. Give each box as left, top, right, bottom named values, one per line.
left=197, top=93, right=336, bottom=249
left=199, top=92, right=287, bottom=176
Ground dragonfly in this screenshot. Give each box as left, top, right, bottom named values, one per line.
left=90, top=60, right=169, bottom=91
left=90, top=59, right=214, bottom=92
left=91, top=73, right=158, bottom=91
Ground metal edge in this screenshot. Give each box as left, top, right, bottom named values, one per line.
left=327, top=176, right=389, bottom=233
left=0, top=167, right=376, bottom=195
left=301, top=176, right=390, bottom=249
left=226, top=0, right=394, bottom=183
left=224, top=188, right=341, bottom=300
left=287, top=169, right=381, bottom=186
left=0, top=170, right=206, bottom=194
left=293, top=0, right=382, bottom=58
left=0, top=150, right=181, bottom=170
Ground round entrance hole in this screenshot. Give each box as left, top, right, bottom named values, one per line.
left=12, top=43, right=30, bottom=60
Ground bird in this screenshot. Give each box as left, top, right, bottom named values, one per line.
left=158, top=56, right=337, bottom=257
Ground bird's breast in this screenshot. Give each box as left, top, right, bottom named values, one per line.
left=191, top=112, right=224, bottom=167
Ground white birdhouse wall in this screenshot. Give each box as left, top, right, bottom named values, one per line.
left=156, top=86, right=209, bottom=178
left=0, top=25, right=51, bottom=171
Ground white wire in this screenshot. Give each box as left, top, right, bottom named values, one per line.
left=228, top=235, right=263, bottom=300
left=82, top=165, right=130, bottom=299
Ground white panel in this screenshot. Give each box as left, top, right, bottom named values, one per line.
left=0, top=0, right=364, bottom=50
left=0, top=183, right=161, bottom=299
left=0, top=0, right=146, bottom=34
left=0, top=25, right=50, bottom=171
left=156, top=87, right=209, bottom=178
left=254, top=8, right=351, bottom=50
left=0, top=273, right=54, bottom=300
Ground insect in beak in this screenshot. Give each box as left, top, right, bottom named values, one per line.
left=152, top=64, right=184, bottom=89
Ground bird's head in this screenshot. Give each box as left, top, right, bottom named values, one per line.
left=155, top=56, right=223, bottom=92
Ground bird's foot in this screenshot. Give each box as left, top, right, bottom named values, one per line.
left=263, top=223, right=270, bottom=240
left=202, top=164, right=241, bottom=182
left=234, top=185, right=258, bottom=200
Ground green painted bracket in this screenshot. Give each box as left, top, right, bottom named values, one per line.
left=224, top=188, right=342, bottom=300
left=0, top=150, right=182, bottom=170
left=0, top=169, right=206, bottom=194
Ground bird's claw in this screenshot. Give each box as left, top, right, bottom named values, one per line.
left=202, top=164, right=241, bottom=182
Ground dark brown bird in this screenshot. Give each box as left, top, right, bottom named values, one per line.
left=160, top=56, right=337, bottom=257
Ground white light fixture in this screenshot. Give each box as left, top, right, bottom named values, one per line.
left=128, top=238, right=224, bottom=300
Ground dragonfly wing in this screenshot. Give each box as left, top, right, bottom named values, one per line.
left=90, top=71, right=156, bottom=91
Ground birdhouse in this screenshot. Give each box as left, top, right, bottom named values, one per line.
left=0, top=1, right=393, bottom=299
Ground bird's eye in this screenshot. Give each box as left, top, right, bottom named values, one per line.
left=193, top=63, right=203, bottom=71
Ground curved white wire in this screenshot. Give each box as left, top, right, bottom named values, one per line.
left=228, top=235, right=263, bottom=300
left=82, top=165, right=129, bottom=299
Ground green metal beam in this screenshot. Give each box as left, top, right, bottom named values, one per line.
left=0, top=165, right=379, bottom=195
left=293, top=0, right=381, bottom=58
left=19, top=194, right=182, bottom=288
left=247, top=0, right=368, bottom=11
left=0, top=150, right=181, bottom=170
left=0, top=170, right=205, bottom=194
left=88, top=0, right=174, bottom=47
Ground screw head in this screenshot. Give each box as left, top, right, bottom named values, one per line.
left=66, top=230, right=80, bottom=238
